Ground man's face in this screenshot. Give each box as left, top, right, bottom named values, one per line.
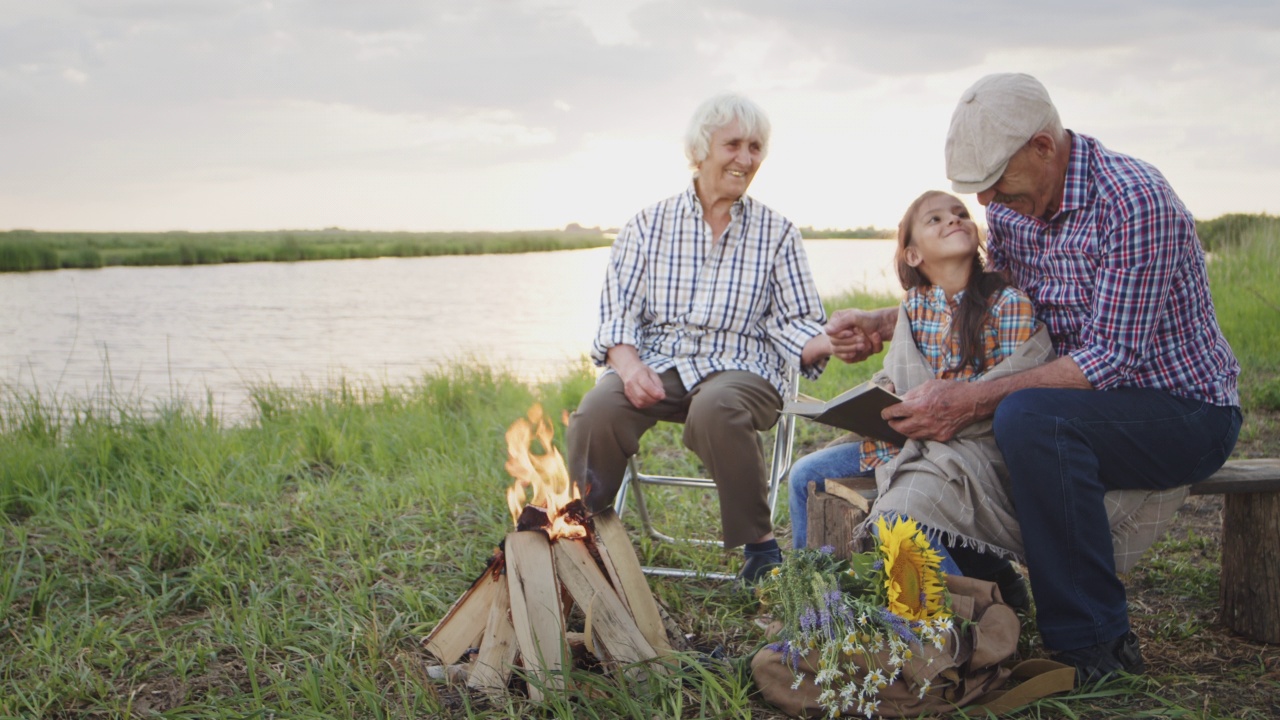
left=976, top=138, right=1058, bottom=219
left=696, top=120, right=764, bottom=204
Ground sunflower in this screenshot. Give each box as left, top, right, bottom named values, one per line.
left=875, top=516, right=949, bottom=621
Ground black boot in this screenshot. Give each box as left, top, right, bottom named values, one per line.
left=1052, top=631, right=1146, bottom=685
left=990, top=563, right=1032, bottom=615
left=739, top=539, right=782, bottom=585
left=947, top=545, right=1032, bottom=614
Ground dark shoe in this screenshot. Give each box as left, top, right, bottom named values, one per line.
left=992, top=565, right=1032, bottom=615
left=1052, top=631, right=1146, bottom=685
left=738, top=547, right=783, bottom=586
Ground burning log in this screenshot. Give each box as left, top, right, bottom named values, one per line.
left=424, top=510, right=677, bottom=698
left=422, top=405, right=678, bottom=700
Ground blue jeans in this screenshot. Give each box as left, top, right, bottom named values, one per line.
left=994, top=387, right=1241, bottom=651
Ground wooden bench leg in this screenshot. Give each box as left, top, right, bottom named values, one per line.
left=1219, top=490, right=1280, bottom=644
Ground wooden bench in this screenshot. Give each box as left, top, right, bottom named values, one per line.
left=1188, top=458, right=1280, bottom=644
left=807, top=458, right=1280, bottom=644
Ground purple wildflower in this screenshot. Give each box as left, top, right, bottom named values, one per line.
left=819, top=607, right=833, bottom=638
left=770, top=640, right=802, bottom=671
left=872, top=559, right=884, bottom=571
left=880, top=608, right=920, bottom=645
left=819, top=544, right=836, bottom=555
left=800, top=607, right=819, bottom=634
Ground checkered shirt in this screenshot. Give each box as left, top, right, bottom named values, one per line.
left=985, top=132, right=1239, bottom=407
left=591, top=183, right=827, bottom=396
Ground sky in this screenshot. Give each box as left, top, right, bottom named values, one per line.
left=2, top=0, right=1278, bottom=233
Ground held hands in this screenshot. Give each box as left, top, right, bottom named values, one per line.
left=882, top=379, right=978, bottom=442
left=825, top=308, right=886, bottom=364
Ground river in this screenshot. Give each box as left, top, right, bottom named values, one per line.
left=1, top=240, right=899, bottom=417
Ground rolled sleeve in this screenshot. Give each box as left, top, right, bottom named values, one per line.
left=765, top=227, right=828, bottom=379
left=590, top=220, right=646, bottom=366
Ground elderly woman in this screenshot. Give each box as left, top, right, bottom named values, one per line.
left=566, top=93, right=833, bottom=583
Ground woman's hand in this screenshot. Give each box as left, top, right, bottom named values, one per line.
left=606, top=344, right=666, bottom=409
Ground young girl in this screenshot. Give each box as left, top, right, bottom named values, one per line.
left=788, top=190, right=1043, bottom=605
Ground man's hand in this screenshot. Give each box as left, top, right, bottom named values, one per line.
left=606, top=344, right=666, bottom=409
left=825, top=307, right=895, bottom=364
left=884, top=379, right=981, bottom=442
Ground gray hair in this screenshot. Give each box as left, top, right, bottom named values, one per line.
left=1038, top=109, right=1067, bottom=144
left=683, top=93, right=771, bottom=170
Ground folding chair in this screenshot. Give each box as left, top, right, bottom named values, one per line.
left=613, top=366, right=801, bottom=580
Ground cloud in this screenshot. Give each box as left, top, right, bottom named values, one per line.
left=0, top=0, right=1277, bottom=230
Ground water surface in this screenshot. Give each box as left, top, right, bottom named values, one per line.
left=1, top=241, right=899, bottom=416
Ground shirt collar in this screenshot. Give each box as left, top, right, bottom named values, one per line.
left=683, top=179, right=751, bottom=218
left=916, top=284, right=962, bottom=310
left=1057, top=130, right=1092, bottom=216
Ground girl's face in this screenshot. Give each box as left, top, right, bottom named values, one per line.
left=904, top=194, right=980, bottom=271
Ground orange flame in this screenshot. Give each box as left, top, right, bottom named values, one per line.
left=505, top=404, right=585, bottom=540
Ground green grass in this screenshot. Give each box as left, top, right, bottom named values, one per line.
left=1206, top=216, right=1280, bottom=456
left=0, top=229, right=613, bottom=272
left=0, top=226, right=1277, bottom=717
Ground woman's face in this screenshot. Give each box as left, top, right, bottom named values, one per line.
left=695, top=120, right=764, bottom=207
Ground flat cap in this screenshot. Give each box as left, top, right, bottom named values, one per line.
left=945, top=73, right=1056, bottom=193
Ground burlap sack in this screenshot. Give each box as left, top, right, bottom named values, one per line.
left=751, top=575, right=1021, bottom=718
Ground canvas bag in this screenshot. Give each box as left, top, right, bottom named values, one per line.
left=750, top=575, right=1073, bottom=718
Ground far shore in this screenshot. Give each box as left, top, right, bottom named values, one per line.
left=0, top=226, right=892, bottom=273
left=2, top=212, right=1262, bottom=273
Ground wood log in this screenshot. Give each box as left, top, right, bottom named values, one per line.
left=1219, top=489, right=1280, bottom=643
left=423, top=559, right=502, bottom=664
left=467, top=572, right=518, bottom=694
left=806, top=477, right=877, bottom=560
left=552, top=538, right=660, bottom=671
left=424, top=663, right=470, bottom=683
left=505, top=531, right=567, bottom=701
left=591, top=509, right=674, bottom=653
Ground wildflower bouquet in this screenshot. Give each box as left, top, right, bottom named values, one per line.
left=755, top=516, right=972, bottom=719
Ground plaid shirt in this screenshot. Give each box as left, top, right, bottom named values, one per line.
left=591, top=183, right=827, bottom=396
left=857, top=284, right=1038, bottom=472
left=986, top=132, right=1239, bottom=407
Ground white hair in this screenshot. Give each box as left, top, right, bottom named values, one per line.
left=1039, top=109, right=1067, bottom=143
left=683, top=93, right=771, bottom=170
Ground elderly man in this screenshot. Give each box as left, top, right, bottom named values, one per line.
left=567, top=93, right=832, bottom=584
left=828, top=73, right=1241, bottom=683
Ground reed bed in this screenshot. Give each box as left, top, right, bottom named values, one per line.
left=1, top=229, right=1277, bottom=717
left=0, top=229, right=613, bottom=273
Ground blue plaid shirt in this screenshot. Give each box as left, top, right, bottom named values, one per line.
left=592, top=183, right=827, bottom=396
left=986, top=132, right=1239, bottom=407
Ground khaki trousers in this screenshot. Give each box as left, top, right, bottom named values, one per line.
left=567, top=369, right=782, bottom=548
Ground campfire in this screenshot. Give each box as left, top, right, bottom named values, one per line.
left=422, top=405, right=677, bottom=700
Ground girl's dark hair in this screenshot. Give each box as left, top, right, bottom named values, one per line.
left=895, top=190, right=1010, bottom=374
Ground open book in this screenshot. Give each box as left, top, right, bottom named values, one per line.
left=783, top=380, right=907, bottom=445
